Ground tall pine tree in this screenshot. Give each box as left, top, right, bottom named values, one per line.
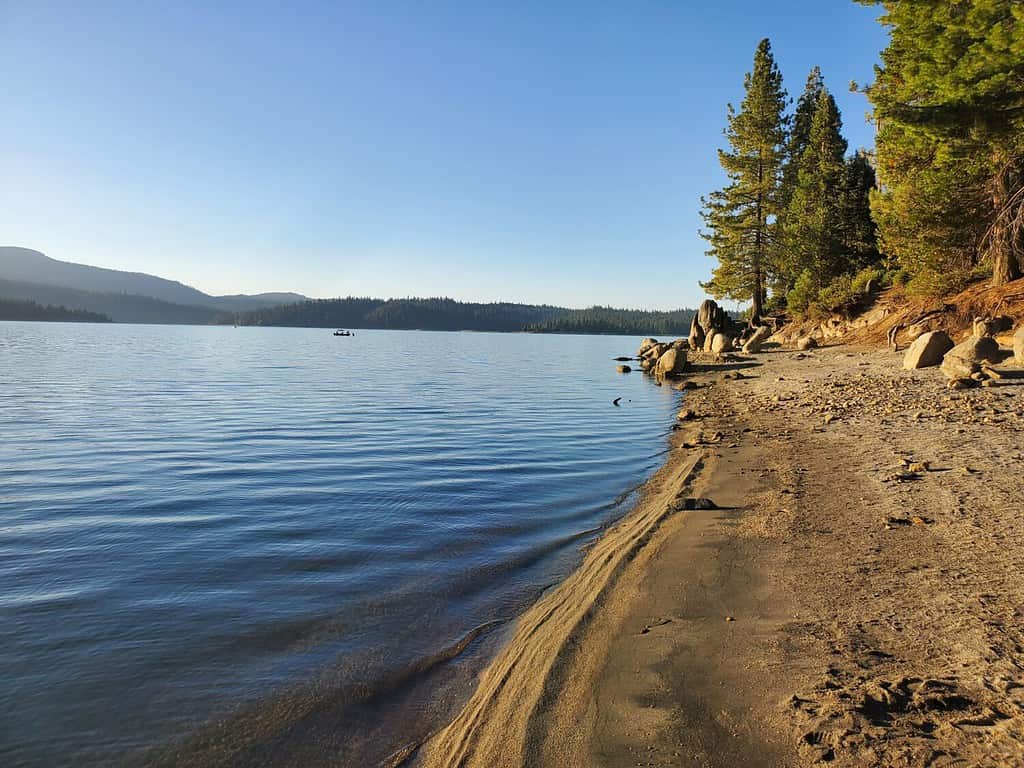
left=700, top=38, right=788, bottom=323
left=781, top=87, right=849, bottom=308
left=860, top=0, right=1024, bottom=290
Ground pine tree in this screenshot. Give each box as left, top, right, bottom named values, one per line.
left=700, top=38, right=788, bottom=323
left=859, top=0, right=1024, bottom=290
left=780, top=67, right=825, bottom=213
left=838, top=150, right=879, bottom=269
left=780, top=88, right=848, bottom=308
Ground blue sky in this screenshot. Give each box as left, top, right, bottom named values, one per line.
left=1, top=1, right=887, bottom=309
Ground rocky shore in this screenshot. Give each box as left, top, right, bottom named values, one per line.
left=408, top=324, right=1024, bottom=767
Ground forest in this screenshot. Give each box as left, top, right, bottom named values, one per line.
left=228, top=297, right=700, bottom=335
left=0, top=298, right=111, bottom=323
left=701, top=1, right=1024, bottom=321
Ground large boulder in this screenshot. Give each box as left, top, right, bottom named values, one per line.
left=742, top=325, right=771, bottom=354
left=1014, top=326, right=1024, bottom=365
left=902, top=330, right=954, bottom=370
left=710, top=333, right=732, bottom=355
left=940, top=335, right=1001, bottom=379
left=697, top=299, right=725, bottom=335
left=655, top=347, right=688, bottom=376
left=703, top=330, right=718, bottom=353
left=637, top=338, right=659, bottom=356
left=643, top=343, right=669, bottom=361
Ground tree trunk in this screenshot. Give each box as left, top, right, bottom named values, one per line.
left=991, top=157, right=1023, bottom=286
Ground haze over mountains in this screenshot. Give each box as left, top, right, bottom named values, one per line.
left=0, top=247, right=700, bottom=334
left=0, top=247, right=307, bottom=323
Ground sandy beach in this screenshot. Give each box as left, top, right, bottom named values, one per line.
left=410, top=344, right=1024, bottom=768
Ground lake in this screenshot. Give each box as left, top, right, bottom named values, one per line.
left=0, top=323, right=679, bottom=767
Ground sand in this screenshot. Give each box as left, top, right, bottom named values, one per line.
left=410, top=345, right=1024, bottom=768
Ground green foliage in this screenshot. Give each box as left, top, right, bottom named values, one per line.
left=859, top=0, right=1024, bottom=290
left=700, top=38, right=789, bottom=320
left=786, top=270, right=817, bottom=313
left=779, top=88, right=849, bottom=289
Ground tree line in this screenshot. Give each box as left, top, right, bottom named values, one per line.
left=228, top=297, right=702, bottom=335
left=701, top=2, right=1023, bottom=321
left=0, top=298, right=111, bottom=323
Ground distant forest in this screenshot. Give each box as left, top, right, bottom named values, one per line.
left=0, top=298, right=111, bottom=323
left=226, top=297, right=700, bottom=335
left=525, top=307, right=697, bottom=336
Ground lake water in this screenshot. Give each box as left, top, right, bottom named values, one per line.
left=0, top=323, right=679, bottom=767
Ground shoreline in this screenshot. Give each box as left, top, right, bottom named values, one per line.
left=409, top=344, right=1024, bottom=767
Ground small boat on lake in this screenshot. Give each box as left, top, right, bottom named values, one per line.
left=333, top=329, right=353, bottom=337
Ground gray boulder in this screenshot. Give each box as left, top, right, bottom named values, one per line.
left=940, top=335, right=1001, bottom=379
left=902, top=330, right=954, bottom=370
left=703, top=330, right=718, bottom=353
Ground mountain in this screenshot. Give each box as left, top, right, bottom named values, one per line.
left=0, top=247, right=307, bottom=312
left=0, top=278, right=223, bottom=324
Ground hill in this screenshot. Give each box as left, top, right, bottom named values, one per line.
left=0, top=247, right=307, bottom=312
left=0, top=278, right=224, bottom=324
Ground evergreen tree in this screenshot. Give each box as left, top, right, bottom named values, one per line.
left=838, top=150, right=880, bottom=269
left=859, top=0, right=1024, bottom=290
left=780, top=67, right=825, bottom=212
left=780, top=87, right=848, bottom=308
left=700, top=38, right=788, bottom=323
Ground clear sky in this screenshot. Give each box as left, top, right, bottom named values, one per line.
left=1, top=1, right=887, bottom=309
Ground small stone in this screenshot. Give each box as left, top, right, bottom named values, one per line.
left=616, top=364, right=632, bottom=373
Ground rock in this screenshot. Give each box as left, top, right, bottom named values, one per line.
left=688, top=314, right=705, bottom=351
left=1015, top=326, right=1024, bottom=365
left=902, top=330, right=954, bottom=370
left=613, top=356, right=631, bottom=361
left=948, top=377, right=975, bottom=390
left=796, top=336, right=818, bottom=351
left=742, top=325, right=771, bottom=354
left=710, top=333, right=733, bottom=355
left=972, top=317, right=996, bottom=338
left=637, top=337, right=659, bottom=356
left=676, top=408, right=698, bottom=421
left=676, top=497, right=718, bottom=510
left=703, top=330, right=718, bottom=353
left=697, top=299, right=726, bottom=335
left=655, top=347, right=688, bottom=376
left=642, top=343, right=669, bottom=361
left=616, top=364, right=632, bottom=373
left=640, top=357, right=654, bottom=371
left=940, top=336, right=1001, bottom=379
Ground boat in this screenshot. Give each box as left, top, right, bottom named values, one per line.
left=333, top=329, right=353, bottom=337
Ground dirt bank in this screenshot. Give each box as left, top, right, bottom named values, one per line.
left=411, top=345, right=1024, bottom=768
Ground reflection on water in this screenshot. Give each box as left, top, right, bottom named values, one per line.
left=0, top=323, right=677, bottom=766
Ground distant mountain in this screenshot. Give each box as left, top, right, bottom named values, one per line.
left=0, top=247, right=307, bottom=313
left=230, top=297, right=700, bottom=335
left=0, top=278, right=223, bottom=324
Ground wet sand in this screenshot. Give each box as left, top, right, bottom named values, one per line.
left=412, top=345, right=1024, bottom=767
